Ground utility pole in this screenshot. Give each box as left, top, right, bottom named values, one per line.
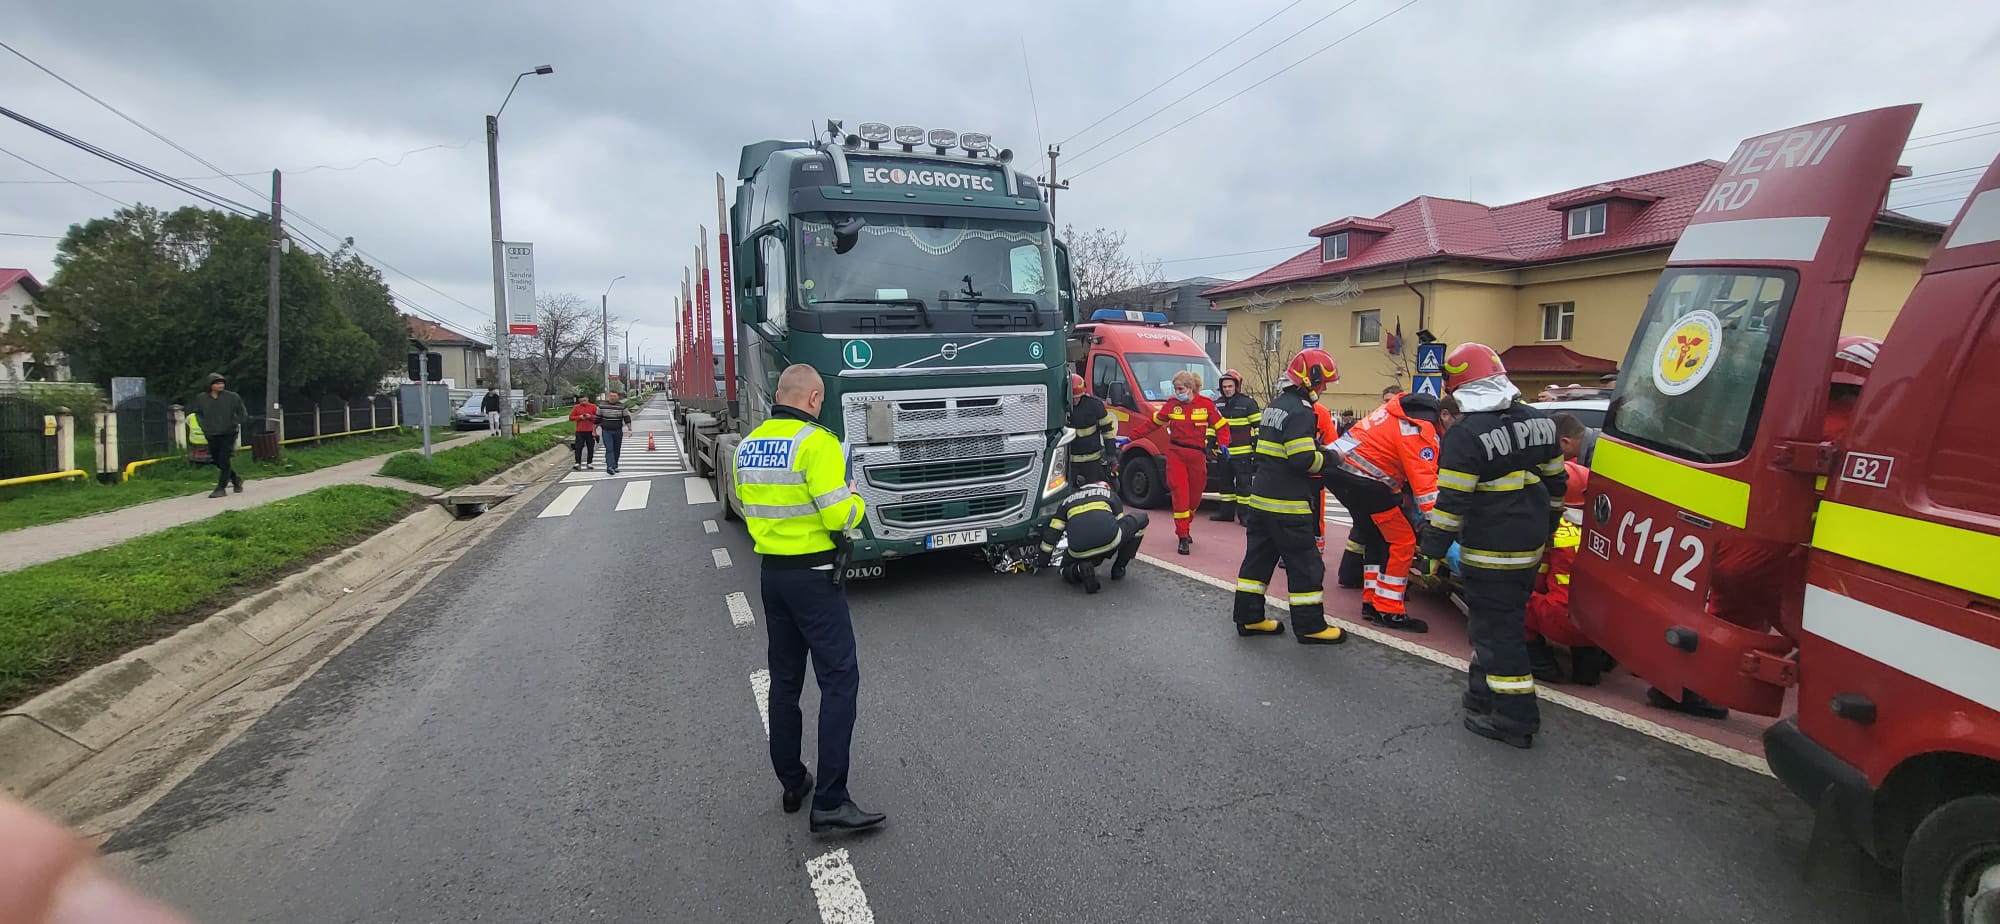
left=485, top=114, right=512, bottom=426
left=264, top=169, right=282, bottom=452
left=1044, top=144, right=1071, bottom=224
left=623, top=327, right=631, bottom=387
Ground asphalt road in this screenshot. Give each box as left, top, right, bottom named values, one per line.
left=104, top=405, right=1900, bottom=922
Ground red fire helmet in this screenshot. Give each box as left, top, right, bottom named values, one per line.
left=1070, top=372, right=1087, bottom=398
left=1443, top=342, right=1507, bottom=391
left=1831, top=335, right=1882, bottom=387
left=1285, top=348, right=1339, bottom=393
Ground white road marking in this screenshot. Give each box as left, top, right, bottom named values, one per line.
left=726, top=591, right=754, bottom=628
left=749, top=669, right=771, bottom=736
left=806, top=849, right=877, bottom=924
left=713, top=548, right=732, bottom=569
left=615, top=480, right=652, bottom=511
left=703, top=520, right=719, bottom=534
left=1132, top=552, right=1774, bottom=778
left=537, top=485, right=592, bottom=518
left=685, top=477, right=718, bottom=505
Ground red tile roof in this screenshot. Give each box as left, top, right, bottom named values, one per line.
left=405, top=314, right=487, bottom=348
left=1204, top=161, right=1730, bottom=298
left=1500, top=344, right=1618, bottom=376
left=0, top=269, right=43, bottom=297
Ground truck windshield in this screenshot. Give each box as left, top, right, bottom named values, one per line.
left=795, top=213, right=1056, bottom=314
left=1607, top=267, right=1797, bottom=463
left=1127, top=352, right=1223, bottom=402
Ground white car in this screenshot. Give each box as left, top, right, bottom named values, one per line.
left=1529, top=397, right=1608, bottom=430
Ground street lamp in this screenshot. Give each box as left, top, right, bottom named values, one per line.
left=602, top=274, right=626, bottom=395
left=487, top=64, right=554, bottom=432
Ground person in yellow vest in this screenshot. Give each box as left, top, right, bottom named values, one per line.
left=734, top=364, right=885, bottom=835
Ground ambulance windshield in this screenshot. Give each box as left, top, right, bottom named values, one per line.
left=794, top=213, right=1056, bottom=314
left=1127, top=352, right=1222, bottom=402
left=1607, top=268, right=1797, bottom=463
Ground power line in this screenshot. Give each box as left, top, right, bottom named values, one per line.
left=1069, top=0, right=1426, bottom=178
left=1906, top=129, right=2000, bottom=152
left=1909, top=120, right=2000, bottom=142
left=0, top=139, right=474, bottom=186
left=0, top=143, right=133, bottom=209
left=0, top=231, right=61, bottom=240
left=0, top=105, right=263, bottom=216
left=1057, top=0, right=1312, bottom=147
left=1067, top=0, right=1363, bottom=162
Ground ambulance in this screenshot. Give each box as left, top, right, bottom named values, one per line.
left=1071, top=309, right=1228, bottom=507
left=1569, top=105, right=2000, bottom=923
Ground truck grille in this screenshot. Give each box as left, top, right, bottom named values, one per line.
left=840, top=384, right=1052, bottom=541
left=869, top=455, right=1033, bottom=488
left=878, top=493, right=1025, bottom=529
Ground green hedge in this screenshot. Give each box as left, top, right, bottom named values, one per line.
left=377, top=429, right=564, bottom=488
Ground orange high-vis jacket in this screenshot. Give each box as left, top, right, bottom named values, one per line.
left=1330, top=398, right=1441, bottom=510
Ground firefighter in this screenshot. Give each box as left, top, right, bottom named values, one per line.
left=1153, top=370, right=1223, bottom=555
left=1419, top=343, right=1567, bottom=749
left=1067, top=374, right=1119, bottom=489
left=1327, top=392, right=1443, bottom=634
left=1232, top=348, right=1345, bottom=644
left=1208, top=369, right=1259, bottom=524
left=1038, top=480, right=1148, bottom=594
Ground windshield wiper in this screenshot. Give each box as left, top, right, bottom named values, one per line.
left=937, top=295, right=1043, bottom=325
left=811, top=297, right=931, bottom=327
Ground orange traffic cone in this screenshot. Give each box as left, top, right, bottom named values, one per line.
left=647, top=432, right=657, bottom=453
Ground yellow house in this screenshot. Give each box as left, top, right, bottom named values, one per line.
left=1203, top=160, right=1944, bottom=414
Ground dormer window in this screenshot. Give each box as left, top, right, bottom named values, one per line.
left=1566, top=203, right=1607, bottom=239
left=1321, top=232, right=1349, bottom=262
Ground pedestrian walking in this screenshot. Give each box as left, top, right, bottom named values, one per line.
left=1419, top=343, right=1567, bottom=749
left=1066, top=374, right=1119, bottom=488
left=733, top=364, right=885, bottom=834
left=1208, top=369, right=1259, bottom=524
left=1231, top=347, right=1345, bottom=644
left=481, top=388, right=503, bottom=436
left=187, top=373, right=248, bottom=498
left=594, top=391, right=632, bottom=475
left=1152, top=370, right=1221, bottom=555
left=569, top=395, right=600, bottom=470
left=1038, top=479, right=1148, bottom=593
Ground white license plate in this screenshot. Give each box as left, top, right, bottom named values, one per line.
left=925, top=528, right=988, bottom=549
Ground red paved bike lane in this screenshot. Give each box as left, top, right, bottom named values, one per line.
left=1141, top=502, right=1785, bottom=771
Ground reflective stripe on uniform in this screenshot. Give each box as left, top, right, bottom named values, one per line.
left=744, top=501, right=818, bottom=519
left=1476, top=471, right=1528, bottom=492
left=1427, top=508, right=1463, bottom=531
left=1244, top=495, right=1313, bottom=515
left=1486, top=674, right=1537, bottom=694
left=1174, top=510, right=1192, bottom=520
left=1459, top=546, right=1545, bottom=570
left=1340, top=450, right=1397, bottom=487
left=1227, top=445, right=1254, bottom=456
left=1413, top=491, right=1438, bottom=506
left=1437, top=469, right=1478, bottom=492
left=1255, top=439, right=1288, bottom=457
left=1377, top=573, right=1407, bottom=587
left=1074, top=536, right=1121, bottom=559
left=1237, top=578, right=1268, bottom=593
left=1281, top=437, right=1316, bottom=455
left=1071, top=450, right=1103, bottom=462
left=1538, top=457, right=1567, bottom=476
left=1592, top=439, right=1749, bottom=529
left=1345, top=539, right=1365, bottom=554
left=737, top=467, right=806, bottom=485
left=815, top=485, right=855, bottom=508
left=1375, top=585, right=1405, bottom=601
left=1071, top=501, right=1113, bottom=515
left=1290, top=591, right=1323, bottom=606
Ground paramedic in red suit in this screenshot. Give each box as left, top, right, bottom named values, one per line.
left=1153, top=369, right=1223, bottom=555
left=1523, top=460, right=1615, bottom=685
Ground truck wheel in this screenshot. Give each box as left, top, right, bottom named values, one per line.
left=1121, top=453, right=1167, bottom=509
left=717, top=437, right=742, bottom=522
left=1902, top=794, right=2000, bottom=924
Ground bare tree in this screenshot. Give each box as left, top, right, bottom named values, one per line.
left=486, top=292, right=612, bottom=397
left=1063, top=225, right=1163, bottom=312
left=1242, top=331, right=1289, bottom=405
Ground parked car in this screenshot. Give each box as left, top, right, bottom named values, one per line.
left=1529, top=396, right=1608, bottom=430
left=452, top=395, right=493, bottom=430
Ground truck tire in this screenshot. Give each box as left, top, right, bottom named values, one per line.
left=1121, top=452, right=1167, bottom=509
left=716, top=436, right=742, bottom=522
left=1902, top=794, right=2000, bottom=924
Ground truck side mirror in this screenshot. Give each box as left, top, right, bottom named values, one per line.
left=1054, top=239, right=1077, bottom=325
left=740, top=221, right=785, bottom=325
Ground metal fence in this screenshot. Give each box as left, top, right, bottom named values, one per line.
left=0, top=395, right=60, bottom=480
left=281, top=395, right=399, bottom=445
left=114, top=397, right=175, bottom=466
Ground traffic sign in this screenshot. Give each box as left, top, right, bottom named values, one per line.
left=1413, top=375, right=1444, bottom=398
left=1302, top=333, right=1322, bottom=349
left=1416, top=342, right=1445, bottom=376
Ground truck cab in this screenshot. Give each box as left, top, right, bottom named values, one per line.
left=1072, top=310, right=1228, bottom=508
left=1569, top=105, right=2000, bottom=923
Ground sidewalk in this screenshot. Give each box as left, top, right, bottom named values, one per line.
left=0, top=418, right=568, bottom=575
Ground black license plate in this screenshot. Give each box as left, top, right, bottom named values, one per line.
left=842, top=563, right=885, bottom=581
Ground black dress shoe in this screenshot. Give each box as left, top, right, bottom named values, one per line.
left=809, top=800, right=887, bottom=834
left=783, top=774, right=814, bottom=814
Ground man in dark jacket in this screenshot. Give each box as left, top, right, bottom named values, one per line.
left=481, top=388, right=503, bottom=436
left=1066, top=374, right=1119, bottom=488
left=1038, top=480, right=1148, bottom=594
left=1420, top=343, right=1567, bottom=749
left=187, top=373, right=248, bottom=498
left=1208, top=369, right=1259, bottom=524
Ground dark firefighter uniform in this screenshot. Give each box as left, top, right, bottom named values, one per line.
left=1039, top=481, right=1148, bottom=593
left=1068, top=388, right=1120, bottom=488
left=1209, top=376, right=1259, bottom=523
left=1419, top=402, right=1566, bottom=747
left=734, top=405, right=869, bottom=812
left=1233, top=386, right=1343, bottom=642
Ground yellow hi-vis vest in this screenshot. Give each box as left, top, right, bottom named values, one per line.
left=187, top=412, right=207, bottom=446
left=734, top=414, right=865, bottom=557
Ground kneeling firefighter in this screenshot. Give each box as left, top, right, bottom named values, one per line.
left=1039, top=480, right=1148, bottom=593
left=1231, top=347, right=1345, bottom=645
left=1326, top=392, right=1442, bottom=634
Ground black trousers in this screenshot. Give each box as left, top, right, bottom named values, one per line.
left=1073, top=512, right=1149, bottom=571
left=1071, top=457, right=1110, bottom=489
left=1233, top=509, right=1326, bottom=632
left=762, top=565, right=859, bottom=812
left=573, top=431, right=597, bottom=465
left=208, top=430, right=239, bottom=491
left=1463, top=563, right=1542, bottom=730
left=1214, top=452, right=1254, bottom=504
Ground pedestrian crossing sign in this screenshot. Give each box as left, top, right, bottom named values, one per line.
left=1413, top=376, right=1444, bottom=398
left=1416, top=342, right=1445, bottom=376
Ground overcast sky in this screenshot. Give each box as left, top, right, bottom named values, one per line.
left=4, top=0, right=1997, bottom=365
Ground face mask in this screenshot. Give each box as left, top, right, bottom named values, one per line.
left=1174, top=389, right=1191, bottom=402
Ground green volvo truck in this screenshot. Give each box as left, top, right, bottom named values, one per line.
left=683, top=121, right=1078, bottom=578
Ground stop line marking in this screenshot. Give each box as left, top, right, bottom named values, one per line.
left=726, top=592, right=754, bottom=628
left=806, top=848, right=877, bottom=924
left=749, top=668, right=770, bottom=736
left=1132, top=552, right=1773, bottom=779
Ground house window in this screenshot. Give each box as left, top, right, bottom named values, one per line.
left=1260, top=320, right=1282, bottom=353
left=1540, top=302, right=1576, bottom=341
left=1567, top=203, right=1607, bottom=239
left=1353, top=309, right=1381, bottom=346
left=1321, top=232, right=1349, bottom=262
left=1204, top=325, right=1223, bottom=363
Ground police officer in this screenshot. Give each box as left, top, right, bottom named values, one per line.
left=734, top=364, right=886, bottom=833
left=1067, top=373, right=1119, bottom=488
left=1419, top=344, right=1567, bottom=749
left=1208, top=369, right=1259, bottom=524
left=1039, top=479, right=1148, bottom=594
left=1232, top=347, right=1346, bottom=644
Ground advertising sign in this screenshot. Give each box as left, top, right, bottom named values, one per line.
left=504, top=242, right=537, bottom=335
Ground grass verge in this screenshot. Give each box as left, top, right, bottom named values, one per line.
left=377, top=428, right=564, bottom=488
left=0, top=428, right=444, bottom=534
left=0, top=484, right=415, bottom=708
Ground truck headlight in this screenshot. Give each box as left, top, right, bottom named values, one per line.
left=1044, top=454, right=1068, bottom=499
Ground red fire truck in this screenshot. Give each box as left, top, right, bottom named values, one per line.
left=1570, top=104, right=2000, bottom=923
left=1072, top=309, right=1230, bottom=508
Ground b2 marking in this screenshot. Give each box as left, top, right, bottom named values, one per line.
left=1840, top=452, right=1894, bottom=489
